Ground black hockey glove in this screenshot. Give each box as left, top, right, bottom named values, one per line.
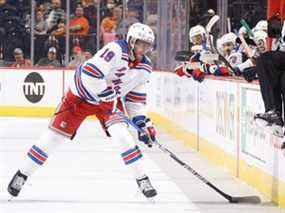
left=242, top=67, right=258, bottom=82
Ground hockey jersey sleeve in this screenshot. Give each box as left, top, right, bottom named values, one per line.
left=76, top=42, right=122, bottom=102
left=123, top=61, right=152, bottom=119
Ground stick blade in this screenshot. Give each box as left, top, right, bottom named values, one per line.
left=230, top=196, right=261, bottom=204
left=175, top=51, right=191, bottom=61
left=206, top=15, right=220, bottom=32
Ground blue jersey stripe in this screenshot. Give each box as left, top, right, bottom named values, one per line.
left=128, top=91, right=146, bottom=97
left=32, top=145, right=48, bottom=158
left=28, top=152, right=44, bottom=165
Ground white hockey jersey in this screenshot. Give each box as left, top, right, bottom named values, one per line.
left=69, top=39, right=152, bottom=118
left=226, top=51, right=243, bottom=67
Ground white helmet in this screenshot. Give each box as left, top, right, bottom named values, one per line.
left=253, top=30, right=267, bottom=43
left=254, top=20, right=268, bottom=32
left=254, top=30, right=267, bottom=53
left=189, top=25, right=206, bottom=43
left=127, top=22, right=155, bottom=49
left=220, top=32, right=237, bottom=46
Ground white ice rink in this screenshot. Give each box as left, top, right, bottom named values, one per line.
left=0, top=117, right=284, bottom=213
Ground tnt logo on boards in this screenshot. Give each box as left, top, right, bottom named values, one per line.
left=23, top=72, right=45, bottom=103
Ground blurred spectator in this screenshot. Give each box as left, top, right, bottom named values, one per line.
left=100, top=0, right=116, bottom=19
left=68, top=46, right=85, bottom=67
left=35, top=10, right=48, bottom=35
left=50, top=19, right=65, bottom=37
left=100, top=3, right=122, bottom=45
left=68, top=47, right=93, bottom=68
left=36, top=3, right=46, bottom=13
left=10, top=48, right=32, bottom=68
left=70, top=5, right=90, bottom=36
left=145, top=15, right=158, bottom=68
left=116, top=7, right=139, bottom=38
left=100, top=3, right=122, bottom=34
left=46, top=0, right=65, bottom=32
left=81, top=0, right=97, bottom=33
left=126, top=0, right=143, bottom=22
left=0, top=0, right=28, bottom=61
left=36, top=47, right=61, bottom=67
left=83, top=50, right=92, bottom=60
left=146, top=14, right=157, bottom=36
left=43, top=35, right=64, bottom=65
left=0, top=0, right=17, bottom=17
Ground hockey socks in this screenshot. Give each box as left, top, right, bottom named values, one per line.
left=20, top=129, right=66, bottom=177
left=108, top=122, right=147, bottom=179
left=121, top=145, right=143, bottom=165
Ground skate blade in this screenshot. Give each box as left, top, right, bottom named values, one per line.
left=147, top=197, right=156, bottom=204
left=8, top=196, right=15, bottom=202
left=134, top=190, right=156, bottom=204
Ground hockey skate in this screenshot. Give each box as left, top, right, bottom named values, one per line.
left=252, top=110, right=284, bottom=138
left=136, top=175, right=157, bottom=198
left=7, top=170, right=28, bottom=197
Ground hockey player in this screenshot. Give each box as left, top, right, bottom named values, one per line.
left=175, top=25, right=207, bottom=81
left=7, top=23, right=158, bottom=198
left=219, top=32, right=242, bottom=67
left=175, top=25, right=231, bottom=82
left=231, top=30, right=268, bottom=80
left=189, top=25, right=207, bottom=46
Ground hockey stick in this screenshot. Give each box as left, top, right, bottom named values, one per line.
left=240, top=19, right=254, bottom=37
left=239, top=19, right=254, bottom=57
left=153, top=141, right=261, bottom=204
left=205, top=15, right=236, bottom=75
left=206, top=15, right=220, bottom=34
left=175, top=50, right=192, bottom=61
left=175, top=48, right=236, bottom=75
left=121, top=113, right=261, bottom=204
left=205, top=15, right=219, bottom=54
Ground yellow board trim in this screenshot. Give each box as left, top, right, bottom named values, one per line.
left=148, top=112, right=198, bottom=150
left=0, top=106, right=98, bottom=120
left=0, top=106, right=56, bottom=117
left=149, top=112, right=285, bottom=208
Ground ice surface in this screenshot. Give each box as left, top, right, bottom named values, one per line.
left=0, top=117, right=283, bottom=213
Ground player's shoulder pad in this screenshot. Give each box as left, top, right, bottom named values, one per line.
left=115, top=39, right=129, bottom=55
left=104, top=40, right=123, bottom=56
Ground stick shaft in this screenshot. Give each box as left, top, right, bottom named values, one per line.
left=122, top=114, right=233, bottom=202
left=155, top=142, right=232, bottom=201
left=239, top=34, right=254, bottom=58
left=121, top=112, right=261, bottom=204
